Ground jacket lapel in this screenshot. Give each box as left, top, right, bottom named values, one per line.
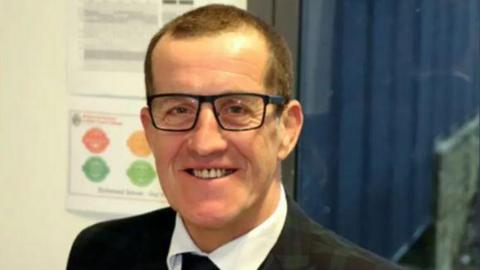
left=138, top=207, right=177, bottom=270
left=260, top=197, right=314, bottom=270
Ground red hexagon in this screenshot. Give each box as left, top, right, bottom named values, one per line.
left=82, top=127, right=110, bottom=154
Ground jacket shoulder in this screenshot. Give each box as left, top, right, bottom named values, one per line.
left=270, top=199, right=405, bottom=270
left=308, top=221, right=405, bottom=270
left=67, top=207, right=175, bottom=270
left=74, top=207, right=175, bottom=239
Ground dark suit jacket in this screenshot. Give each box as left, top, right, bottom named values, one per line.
left=67, top=198, right=404, bottom=270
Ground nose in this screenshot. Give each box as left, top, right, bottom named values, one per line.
left=187, top=103, right=228, bottom=157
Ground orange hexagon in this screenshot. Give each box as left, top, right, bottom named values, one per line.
left=127, top=130, right=151, bottom=157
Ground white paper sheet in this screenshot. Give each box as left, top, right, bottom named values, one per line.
left=66, top=0, right=246, bottom=98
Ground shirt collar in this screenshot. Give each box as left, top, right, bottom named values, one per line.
left=166, top=185, right=287, bottom=270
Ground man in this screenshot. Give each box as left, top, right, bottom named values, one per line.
left=67, top=4, right=404, bottom=270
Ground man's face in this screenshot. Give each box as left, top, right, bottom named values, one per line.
left=141, top=30, right=301, bottom=235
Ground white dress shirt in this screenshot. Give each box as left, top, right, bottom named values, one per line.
left=166, top=185, right=287, bottom=270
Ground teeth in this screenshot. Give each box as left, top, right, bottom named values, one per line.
left=193, top=168, right=229, bottom=179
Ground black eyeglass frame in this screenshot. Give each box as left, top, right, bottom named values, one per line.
left=147, top=92, right=286, bottom=132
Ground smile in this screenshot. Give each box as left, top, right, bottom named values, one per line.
left=186, top=168, right=236, bottom=179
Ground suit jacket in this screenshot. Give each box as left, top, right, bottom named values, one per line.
left=67, top=198, right=404, bottom=270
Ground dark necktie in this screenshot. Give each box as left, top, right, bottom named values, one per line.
left=181, top=253, right=220, bottom=270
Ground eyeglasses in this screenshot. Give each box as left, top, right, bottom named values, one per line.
left=147, top=93, right=286, bottom=131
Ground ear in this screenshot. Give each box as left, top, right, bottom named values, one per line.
left=140, top=107, right=154, bottom=147
left=277, top=100, right=303, bottom=160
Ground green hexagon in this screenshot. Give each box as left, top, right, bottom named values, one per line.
left=82, top=157, right=109, bottom=183
left=127, top=160, right=156, bottom=187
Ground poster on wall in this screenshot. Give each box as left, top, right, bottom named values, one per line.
left=67, top=96, right=169, bottom=214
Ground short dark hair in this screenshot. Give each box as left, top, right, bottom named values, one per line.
left=144, top=4, right=293, bottom=102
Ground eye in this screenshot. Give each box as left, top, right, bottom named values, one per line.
left=167, top=106, right=194, bottom=115
left=226, top=104, right=247, bottom=114
left=218, top=97, right=251, bottom=114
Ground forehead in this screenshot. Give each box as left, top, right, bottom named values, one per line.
left=153, top=28, right=269, bottom=62
left=150, top=30, right=270, bottom=93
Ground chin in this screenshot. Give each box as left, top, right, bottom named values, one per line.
left=182, top=203, right=242, bottom=230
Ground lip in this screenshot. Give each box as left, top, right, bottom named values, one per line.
left=180, top=163, right=239, bottom=170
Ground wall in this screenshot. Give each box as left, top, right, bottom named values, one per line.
left=0, top=1, right=109, bottom=269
